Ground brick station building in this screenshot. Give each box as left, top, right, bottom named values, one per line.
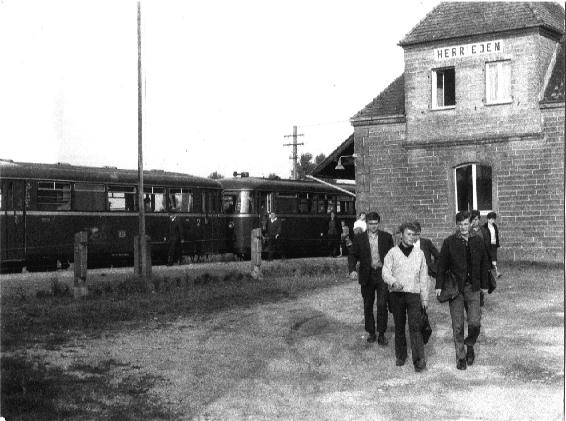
left=319, top=2, right=565, bottom=262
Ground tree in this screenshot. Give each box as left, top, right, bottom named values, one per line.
left=296, top=153, right=326, bottom=179
left=208, top=171, right=224, bottom=179
left=267, top=173, right=281, bottom=180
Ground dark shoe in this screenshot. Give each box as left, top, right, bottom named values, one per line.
left=395, top=358, right=406, bottom=367
left=497, top=272, right=503, bottom=278
left=367, top=334, right=377, bottom=343
left=457, top=359, right=467, bottom=370
left=414, top=359, right=426, bottom=372
left=377, top=333, right=388, bottom=346
left=466, top=346, right=475, bottom=366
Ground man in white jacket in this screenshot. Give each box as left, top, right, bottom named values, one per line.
left=382, top=221, right=429, bottom=372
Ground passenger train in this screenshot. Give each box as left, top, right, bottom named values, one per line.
left=0, top=159, right=356, bottom=273
left=220, top=177, right=356, bottom=258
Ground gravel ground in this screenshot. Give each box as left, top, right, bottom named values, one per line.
left=8, top=261, right=565, bottom=420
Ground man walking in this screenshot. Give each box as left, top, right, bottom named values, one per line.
left=436, top=211, right=489, bottom=370
left=413, top=221, right=440, bottom=294
left=383, top=222, right=429, bottom=372
left=348, top=212, right=394, bottom=345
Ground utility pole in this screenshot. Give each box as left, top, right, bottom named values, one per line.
left=283, top=125, right=304, bottom=180
left=136, top=1, right=149, bottom=286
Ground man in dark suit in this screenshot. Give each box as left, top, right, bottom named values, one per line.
left=436, top=211, right=489, bottom=370
left=265, top=212, right=282, bottom=260
left=348, top=211, right=394, bottom=345
left=413, top=221, right=440, bottom=291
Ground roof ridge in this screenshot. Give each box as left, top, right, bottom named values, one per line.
left=398, top=1, right=445, bottom=46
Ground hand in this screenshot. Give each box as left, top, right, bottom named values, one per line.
left=391, top=282, right=404, bottom=291
left=481, top=289, right=488, bottom=294
left=349, top=271, right=358, bottom=280
left=435, top=289, right=442, bottom=297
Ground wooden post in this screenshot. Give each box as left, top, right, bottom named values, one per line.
left=134, top=235, right=152, bottom=281
left=73, top=231, right=88, bottom=299
left=250, top=228, right=263, bottom=279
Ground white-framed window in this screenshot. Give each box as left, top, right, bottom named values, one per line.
left=486, top=60, right=512, bottom=104
left=432, top=67, right=455, bottom=109
left=455, top=164, right=492, bottom=214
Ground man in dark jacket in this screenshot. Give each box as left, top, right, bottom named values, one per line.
left=348, top=211, right=394, bottom=345
left=436, top=211, right=489, bottom=370
left=265, top=212, right=282, bottom=260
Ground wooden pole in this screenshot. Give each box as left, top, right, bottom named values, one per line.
left=73, top=231, right=88, bottom=298
left=137, top=1, right=149, bottom=286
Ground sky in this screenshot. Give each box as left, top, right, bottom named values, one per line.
left=0, top=0, right=442, bottom=179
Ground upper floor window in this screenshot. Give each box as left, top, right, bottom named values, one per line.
left=455, top=164, right=492, bottom=213
left=432, top=67, right=455, bottom=109
left=486, top=60, right=511, bottom=104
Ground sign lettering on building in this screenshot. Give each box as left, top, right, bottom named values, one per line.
left=434, top=40, right=503, bottom=61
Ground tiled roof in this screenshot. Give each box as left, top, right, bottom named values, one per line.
left=312, top=133, right=355, bottom=179
left=399, top=2, right=565, bottom=47
left=350, top=74, right=405, bottom=121
left=543, top=35, right=565, bottom=102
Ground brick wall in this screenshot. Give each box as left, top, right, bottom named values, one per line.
left=354, top=100, right=564, bottom=263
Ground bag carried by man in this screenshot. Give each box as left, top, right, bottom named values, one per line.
left=420, top=308, right=432, bottom=344
left=437, top=271, right=459, bottom=303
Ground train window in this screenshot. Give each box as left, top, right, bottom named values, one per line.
left=169, top=188, right=193, bottom=212
left=73, top=183, right=106, bottom=211
left=337, top=196, right=355, bottom=215
left=108, top=185, right=137, bottom=211
left=201, top=190, right=220, bottom=213
left=37, top=181, right=71, bottom=210
left=223, top=193, right=237, bottom=214
left=238, top=191, right=254, bottom=214
left=327, top=196, right=336, bottom=214
left=277, top=193, right=298, bottom=214
left=0, top=184, right=3, bottom=209
left=298, top=193, right=309, bottom=213
left=143, top=187, right=166, bottom=212
left=318, top=195, right=327, bottom=214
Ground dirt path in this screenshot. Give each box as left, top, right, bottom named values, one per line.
left=21, top=264, right=564, bottom=420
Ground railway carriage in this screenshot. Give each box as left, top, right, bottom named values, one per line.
left=0, top=159, right=227, bottom=273
left=220, top=176, right=356, bottom=259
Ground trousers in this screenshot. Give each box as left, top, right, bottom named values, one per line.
left=360, top=267, right=388, bottom=336
left=449, top=282, right=481, bottom=360
left=389, top=291, right=425, bottom=364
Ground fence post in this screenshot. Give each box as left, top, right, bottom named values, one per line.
left=134, top=235, right=152, bottom=284
left=73, top=231, right=88, bottom=299
left=251, top=228, right=263, bottom=279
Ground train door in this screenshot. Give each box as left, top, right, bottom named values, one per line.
left=1, top=179, right=26, bottom=269
left=257, top=191, right=273, bottom=232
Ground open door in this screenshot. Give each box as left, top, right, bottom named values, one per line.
left=2, top=179, right=26, bottom=271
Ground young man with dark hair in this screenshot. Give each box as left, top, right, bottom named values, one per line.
left=383, top=222, right=429, bottom=372
left=484, top=211, right=502, bottom=278
left=412, top=220, right=440, bottom=293
left=348, top=211, right=394, bottom=345
left=436, top=211, right=489, bottom=370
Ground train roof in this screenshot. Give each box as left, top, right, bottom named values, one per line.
left=0, top=159, right=222, bottom=189
left=219, top=177, right=355, bottom=195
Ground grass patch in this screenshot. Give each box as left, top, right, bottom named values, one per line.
left=2, top=260, right=349, bottom=351
left=1, top=354, right=176, bottom=420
